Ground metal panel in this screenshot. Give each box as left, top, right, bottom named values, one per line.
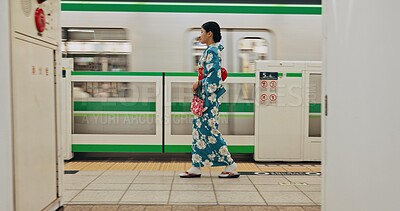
left=11, top=0, right=59, bottom=44
left=12, top=38, right=58, bottom=211
left=70, top=74, right=163, bottom=150
left=164, top=75, right=255, bottom=152
left=255, top=61, right=305, bottom=161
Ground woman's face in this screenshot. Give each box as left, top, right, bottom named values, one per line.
left=199, top=27, right=212, bottom=44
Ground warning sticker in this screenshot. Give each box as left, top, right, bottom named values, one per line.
left=270, top=81, right=277, bottom=88
left=260, top=80, right=268, bottom=90
left=270, top=94, right=277, bottom=102
left=259, top=72, right=278, bottom=105
left=260, top=94, right=268, bottom=102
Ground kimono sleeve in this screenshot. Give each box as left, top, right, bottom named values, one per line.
left=200, top=48, right=222, bottom=110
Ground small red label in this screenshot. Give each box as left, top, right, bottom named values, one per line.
left=35, top=8, right=46, bottom=33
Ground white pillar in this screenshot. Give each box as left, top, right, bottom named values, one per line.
left=0, top=0, right=14, bottom=210
left=323, top=1, right=400, bottom=211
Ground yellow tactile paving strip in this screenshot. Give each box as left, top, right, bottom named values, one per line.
left=64, top=161, right=321, bottom=172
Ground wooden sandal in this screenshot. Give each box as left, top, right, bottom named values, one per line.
left=179, top=171, right=201, bottom=178
left=218, top=171, right=240, bottom=178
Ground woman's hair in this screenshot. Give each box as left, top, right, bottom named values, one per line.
left=202, top=21, right=222, bottom=42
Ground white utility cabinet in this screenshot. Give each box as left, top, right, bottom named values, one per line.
left=10, top=0, right=63, bottom=210
left=254, top=61, right=322, bottom=161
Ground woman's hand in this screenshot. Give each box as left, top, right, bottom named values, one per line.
left=192, top=81, right=201, bottom=93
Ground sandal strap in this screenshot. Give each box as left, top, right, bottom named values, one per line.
left=220, top=171, right=236, bottom=175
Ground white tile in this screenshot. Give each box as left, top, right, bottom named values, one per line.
left=64, top=183, right=90, bottom=190
left=172, top=184, right=213, bottom=191
left=169, top=191, right=216, bottom=203
left=248, top=177, right=290, bottom=185
left=129, top=183, right=172, bottom=191
left=255, top=185, right=301, bottom=192
left=284, top=176, right=321, bottom=185
left=120, top=191, right=170, bottom=203
left=173, top=177, right=212, bottom=184
left=212, top=177, right=252, bottom=185
left=260, top=192, right=314, bottom=205
left=67, top=201, right=118, bottom=205
left=71, top=190, right=125, bottom=202
left=85, top=183, right=130, bottom=190
left=63, top=190, right=80, bottom=202
left=139, top=171, right=175, bottom=176
left=216, top=191, right=265, bottom=205
left=75, top=171, right=105, bottom=176
left=102, top=171, right=139, bottom=176
left=64, top=175, right=98, bottom=184
left=214, top=184, right=257, bottom=192
left=304, top=192, right=321, bottom=205
left=92, top=175, right=136, bottom=184
left=133, top=176, right=174, bottom=184
left=296, top=185, right=321, bottom=192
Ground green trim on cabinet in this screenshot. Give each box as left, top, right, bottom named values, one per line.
left=286, top=73, right=303, bottom=77
left=171, top=102, right=254, bottom=112
left=74, top=113, right=156, bottom=117
left=309, top=103, right=321, bottom=113
left=165, top=145, right=254, bottom=153
left=229, top=73, right=256, bottom=77
left=72, top=144, right=162, bottom=152
left=171, top=113, right=254, bottom=118
left=71, top=71, right=163, bottom=76
left=165, top=72, right=255, bottom=77
left=74, top=102, right=156, bottom=112
left=61, top=2, right=322, bottom=15
left=165, top=72, right=197, bottom=77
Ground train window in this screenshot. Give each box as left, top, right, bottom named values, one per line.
left=62, top=28, right=131, bottom=72
left=72, top=82, right=157, bottom=135
left=308, top=73, right=322, bottom=137
left=238, top=37, right=268, bottom=73
left=170, top=82, right=254, bottom=136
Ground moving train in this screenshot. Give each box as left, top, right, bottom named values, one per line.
left=59, top=0, right=323, bottom=160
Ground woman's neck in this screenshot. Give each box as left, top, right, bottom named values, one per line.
left=206, top=41, right=215, bottom=46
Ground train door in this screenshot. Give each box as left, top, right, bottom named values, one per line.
left=188, top=29, right=228, bottom=72
left=231, top=30, right=271, bottom=73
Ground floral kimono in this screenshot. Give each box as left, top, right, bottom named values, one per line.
left=191, top=43, right=235, bottom=167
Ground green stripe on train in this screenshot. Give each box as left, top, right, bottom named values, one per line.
left=74, top=102, right=156, bottom=112
left=172, top=102, right=254, bottom=112
left=61, top=2, right=322, bottom=15
left=165, top=145, right=254, bottom=153
left=72, top=71, right=162, bottom=76
left=72, top=144, right=162, bottom=153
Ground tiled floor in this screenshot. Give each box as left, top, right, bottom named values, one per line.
left=63, top=170, right=321, bottom=206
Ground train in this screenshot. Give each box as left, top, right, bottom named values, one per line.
left=59, top=1, right=323, bottom=160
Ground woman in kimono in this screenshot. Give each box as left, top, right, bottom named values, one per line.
left=179, top=21, right=240, bottom=178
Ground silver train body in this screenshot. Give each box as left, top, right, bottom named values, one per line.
left=60, top=4, right=323, bottom=159
left=61, top=11, right=322, bottom=72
